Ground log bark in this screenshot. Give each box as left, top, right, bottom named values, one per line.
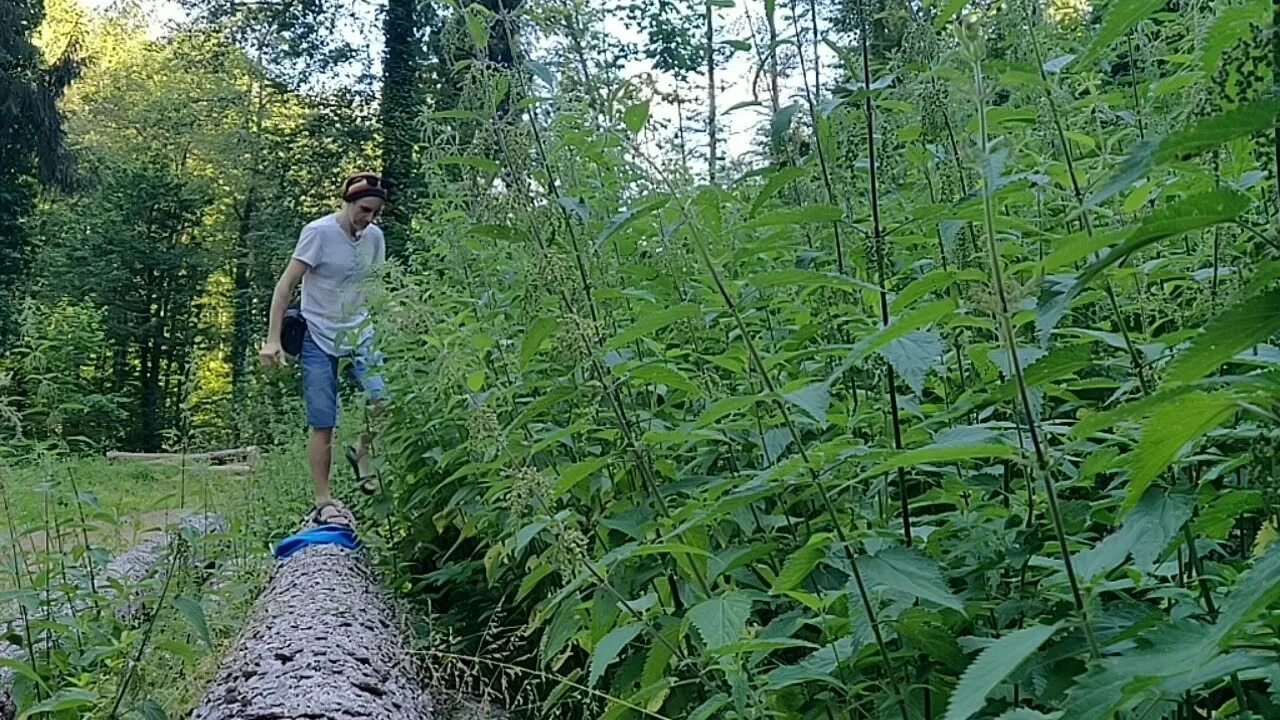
left=189, top=538, right=436, bottom=720
left=0, top=511, right=226, bottom=719
left=106, top=447, right=259, bottom=465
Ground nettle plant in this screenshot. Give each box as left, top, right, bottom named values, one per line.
left=373, top=0, right=1279, bottom=718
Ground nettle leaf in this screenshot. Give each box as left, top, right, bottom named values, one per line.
left=1089, top=103, right=1279, bottom=206
left=944, top=623, right=1061, bottom=720
left=17, top=688, right=99, bottom=719
left=765, top=634, right=867, bottom=689
left=589, top=623, right=645, bottom=686
left=1041, top=191, right=1250, bottom=333
left=840, top=298, right=956, bottom=375
left=748, top=268, right=879, bottom=295
left=860, top=546, right=964, bottom=611
left=771, top=103, right=802, bottom=145
left=172, top=596, right=213, bottom=652
left=623, top=99, right=650, bottom=133
left=596, top=194, right=670, bottom=251
left=932, top=0, right=969, bottom=29
left=1164, top=288, right=1280, bottom=384
left=750, top=166, right=808, bottom=215
left=1126, top=391, right=1240, bottom=513
left=771, top=533, right=833, bottom=592
left=1076, top=0, right=1164, bottom=66
left=605, top=304, right=699, bottom=349
left=687, top=591, right=752, bottom=650
left=780, top=382, right=830, bottom=425
left=1074, top=487, right=1193, bottom=580
left=848, top=441, right=1018, bottom=488
left=744, top=205, right=842, bottom=229
left=1063, top=545, right=1280, bottom=718
left=1202, top=2, right=1268, bottom=76
left=879, top=331, right=944, bottom=395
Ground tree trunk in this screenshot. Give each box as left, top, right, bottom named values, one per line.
left=189, top=542, right=435, bottom=719
left=230, top=191, right=256, bottom=421
left=381, top=0, right=420, bottom=260
left=704, top=0, right=717, bottom=183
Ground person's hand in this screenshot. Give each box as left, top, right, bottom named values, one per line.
left=259, top=340, right=285, bottom=368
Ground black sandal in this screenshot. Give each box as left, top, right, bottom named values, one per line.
left=344, top=445, right=382, bottom=496
left=311, top=500, right=352, bottom=527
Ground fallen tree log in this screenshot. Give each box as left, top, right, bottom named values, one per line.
left=0, top=511, right=226, bottom=719
left=106, top=447, right=259, bottom=465
left=190, top=518, right=507, bottom=720
left=189, top=540, right=435, bottom=719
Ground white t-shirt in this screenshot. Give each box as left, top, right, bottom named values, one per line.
left=291, top=213, right=385, bottom=356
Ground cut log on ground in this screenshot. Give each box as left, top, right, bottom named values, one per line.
left=0, top=511, right=226, bottom=720
left=190, top=516, right=508, bottom=720
left=106, top=447, right=259, bottom=466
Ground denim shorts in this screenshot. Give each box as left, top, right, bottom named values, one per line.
left=300, top=331, right=387, bottom=430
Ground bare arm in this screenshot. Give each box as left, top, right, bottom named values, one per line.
left=266, top=259, right=310, bottom=344
left=260, top=259, right=310, bottom=366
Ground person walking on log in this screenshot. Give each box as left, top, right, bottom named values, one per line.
left=258, top=172, right=389, bottom=527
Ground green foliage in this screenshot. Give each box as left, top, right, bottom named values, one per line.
left=366, top=0, right=1280, bottom=715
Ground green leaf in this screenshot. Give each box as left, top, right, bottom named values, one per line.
left=554, top=458, right=609, bottom=496
left=849, top=442, right=1018, bottom=488
left=1202, top=3, right=1268, bottom=76
left=765, top=634, right=868, bottom=689
left=0, top=659, right=48, bottom=693
left=687, top=592, right=752, bottom=650
left=1076, top=0, right=1164, bottom=67
left=172, top=596, right=213, bottom=652
left=750, top=166, right=808, bottom=215
left=852, top=299, right=954, bottom=363
left=943, top=623, right=1060, bottom=720
left=723, top=39, right=752, bottom=51
left=138, top=698, right=168, bottom=720
left=879, top=331, right=944, bottom=395
left=771, top=533, right=832, bottom=592
left=1126, top=391, right=1239, bottom=513
left=688, top=695, right=729, bottom=720
left=524, top=60, right=555, bottom=88
left=623, top=99, right=650, bottom=133
left=596, top=195, right=670, bottom=250
left=18, top=688, right=99, bottom=719
left=1074, top=488, right=1194, bottom=579
left=589, top=623, right=645, bottom=686
left=860, top=546, right=964, bottom=611
left=744, top=205, right=842, bottom=230
left=780, top=382, right=830, bottom=425
left=1088, top=104, right=1279, bottom=207
left=770, top=103, right=802, bottom=145
left=932, top=0, right=969, bottom=29
left=464, top=4, right=492, bottom=51
left=748, top=269, right=879, bottom=294
left=1164, top=288, right=1280, bottom=384
left=520, top=317, right=559, bottom=370
left=605, top=304, right=699, bottom=349
left=434, top=155, right=502, bottom=174
left=1194, top=489, right=1263, bottom=540
left=1076, top=190, right=1250, bottom=292
left=466, top=370, right=486, bottom=392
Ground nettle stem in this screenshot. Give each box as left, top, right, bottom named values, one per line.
left=687, top=224, right=910, bottom=720
left=1025, top=11, right=1150, bottom=397
left=971, top=44, right=1100, bottom=659
left=858, top=0, right=912, bottom=547
left=788, top=2, right=847, bottom=273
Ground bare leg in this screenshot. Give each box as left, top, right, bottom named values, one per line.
left=309, top=427, right=335, bottom=504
